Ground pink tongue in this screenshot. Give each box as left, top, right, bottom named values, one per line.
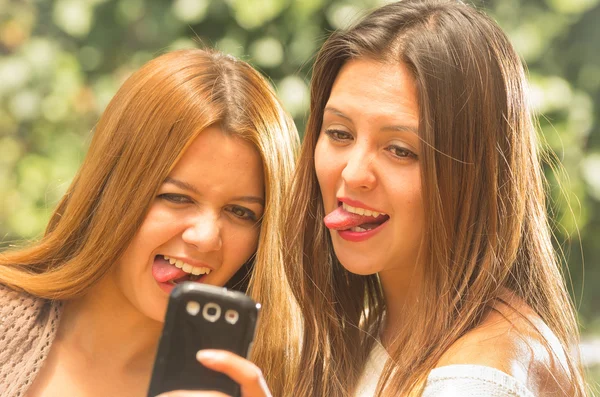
left=323, top=206, right=387, bottom=230
left=152, top=257, right=187, bottom=283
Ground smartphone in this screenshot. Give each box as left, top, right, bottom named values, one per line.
left=147, top=282, right=260, bottom=397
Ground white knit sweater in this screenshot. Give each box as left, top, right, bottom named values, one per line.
left=355, top=342, right=536, bottom=397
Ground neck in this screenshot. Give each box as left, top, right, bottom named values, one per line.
left=57, top=274, right=163, bottom=373
left=378, top=265, right=422, bottom=349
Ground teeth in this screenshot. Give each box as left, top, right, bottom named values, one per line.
left=192, top=267, right=212, bottom=275
left=350, top=226, right=367, bottom=232
left=342, top=203, right=385, bottom=218
left=163, top=255, right=212, bottom=276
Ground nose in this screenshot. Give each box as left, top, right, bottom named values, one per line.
left=341, top=145, right=377, bottom=191
left=181, top=212, right=223, bottom=252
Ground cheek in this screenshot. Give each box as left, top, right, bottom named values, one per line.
left=245, top=227, right=261, bottom=255
left=225, top=226, right=261, bottom=264
left=144, top=204, right=190, bottom=237
left=314, top=138, right=338, bottom=195
left=387, top=170, right=424, bottom=225
left=120, top=206, right=183, bottom=263
left=314, top=139, right=326, bottom=186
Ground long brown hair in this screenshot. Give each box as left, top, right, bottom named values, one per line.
left=0, top=48, right=300, bottom=394
left=283, top=0, right=586, bottom=395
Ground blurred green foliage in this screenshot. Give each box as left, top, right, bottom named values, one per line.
left=0, top=0, right=599, bottom=385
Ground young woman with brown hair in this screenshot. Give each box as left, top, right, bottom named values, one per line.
left=0, top=48, right=299, bottom=397
left=283, top=0, right=587, bottom=395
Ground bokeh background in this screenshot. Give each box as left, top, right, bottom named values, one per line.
left=0, top=0, right=598, bottom=391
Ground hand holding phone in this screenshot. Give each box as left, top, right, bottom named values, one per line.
left=147, top=282, right=261, bottom=397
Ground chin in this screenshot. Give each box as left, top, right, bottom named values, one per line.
left=331, top=246, right=381, bottom=276
left=142, top=296, right=169, bottom=323
left=147, top=309, right=167, bottom=323
left=336, top=256, right=381, bottom=276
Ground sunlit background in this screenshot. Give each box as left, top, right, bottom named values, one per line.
left=0, top=0, right=599, bottom=392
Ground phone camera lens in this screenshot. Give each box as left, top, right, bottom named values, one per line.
left=202, top=302, right=221, bottom=322
left=225, top=310, right=239, bottom=324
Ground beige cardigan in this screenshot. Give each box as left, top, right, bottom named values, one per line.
left=0, top=284, right=62, bottom=397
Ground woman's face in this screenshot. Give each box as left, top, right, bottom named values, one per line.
left=315, top=58, right=424, bottom=277
left=114, top=125, right=265, bottom=322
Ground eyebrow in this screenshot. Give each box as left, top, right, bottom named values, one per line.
left=163, top=177, right=265, bottom=206
left=324, top=106, right=419, bottom=135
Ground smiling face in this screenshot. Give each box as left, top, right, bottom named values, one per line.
left=315, top=58, right=424, bottom=278
left=112, top=125, right=264, bottom=322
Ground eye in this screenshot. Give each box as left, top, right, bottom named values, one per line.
left=226, top=205, right=258, bottom=222
left=324, top=129, right=353, bottom=142
left=158, top=193, right=194, bottom=204
left=386, top=145, right=417, bottom=159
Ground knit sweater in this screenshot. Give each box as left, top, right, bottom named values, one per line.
left=0, top=284, right=62, bottom=397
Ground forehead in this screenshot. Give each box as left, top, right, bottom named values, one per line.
left=327, top=58, right=419, bottom=122
left=170, top=125, right=265, bottom=196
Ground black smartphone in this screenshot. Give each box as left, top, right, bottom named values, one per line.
left=147, top=282, right=260, bottom=397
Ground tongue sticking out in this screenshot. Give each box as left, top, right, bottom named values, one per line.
left=152, top=256, right=187, bottom=283
left=324, top=206, right=389, bottom=231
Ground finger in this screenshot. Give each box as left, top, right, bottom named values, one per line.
left=156, top=391, right=231, bottom=397
left=196, top=350, right=271, bottom=397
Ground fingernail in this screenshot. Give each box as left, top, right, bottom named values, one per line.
left=196, top=350, right=219, bottom=364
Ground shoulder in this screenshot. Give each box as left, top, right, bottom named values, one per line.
left=0, top=282, right=46, bottom=317
left=423, top=365, right=536, bottom=397
left=435, top=292, right=573, bottom=396
left=0, top=282, right=54, bottom=347
left=0, top=283, right=61, bottom=396
left=0, top=282, right=61, bottom=330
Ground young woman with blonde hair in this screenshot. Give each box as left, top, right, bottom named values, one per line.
left=283, top=0, right=587, bottom=395
left=0, top=48, right=299, bottom=397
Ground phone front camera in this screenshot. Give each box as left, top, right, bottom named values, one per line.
left=203, top=302, right=221, bottom=322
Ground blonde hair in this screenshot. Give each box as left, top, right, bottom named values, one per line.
left=0, top=48, right=300, bottom=394
left=283, top=0, right=586, bottom=395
